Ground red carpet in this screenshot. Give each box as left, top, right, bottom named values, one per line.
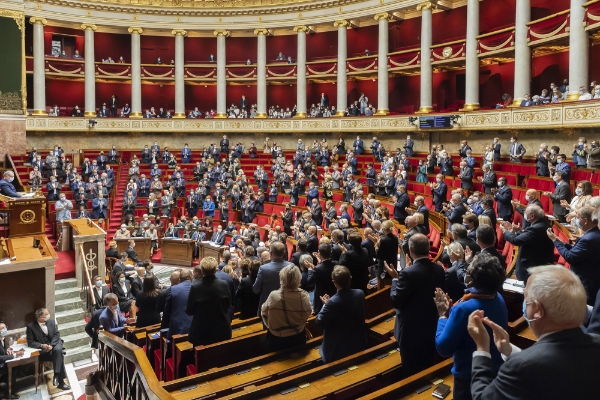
left=151, top=248, right=162, bottom=263
left=55, top=250, right=76, bottom=280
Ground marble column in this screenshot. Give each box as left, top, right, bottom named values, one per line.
left=513, top=0, right=531, bottom=104
left=417, top=2, right=435, bottom=113
left=334, top=20, right=349, bottom=116
left=463, top=0, right=480, bottom=110
left=374, top=12, right=391, bottom=115
left=293, top=26, right=308, bottom=118
left=30, top=18, right=47, bottom=115
left=214, top=30, right=229, bottom=118
left=567, top=0, right=589, bottom=101
left=172, top=29, right=187, bottom=118
left=254, top=29, right=268, bottom=118
left=81, top=24, right=97, bottom=117
left=128, top=27, right=143, bottom=118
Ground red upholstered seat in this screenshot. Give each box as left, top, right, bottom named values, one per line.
left=165, top=357, right=174, bottom=382
left=153, top=349, right=162, bottom=380
left=186, top=364, right=197, bottom=376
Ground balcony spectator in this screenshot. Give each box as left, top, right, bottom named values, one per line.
left=558, top=78, right=568, bottom=93
left=117, top=56, right=125, bottom=63
left=579, top=86, right=592, bottom=101
left=207, top=54, right=215, bottom=62
left=143, top=109, right=153, bottom=118
left=276, top=51, right=285, bottom=61
left=287, top=56, right=293, bottom=64
left=364, top=49, right=371, bottom=56
left=539, top=89, right=551, bottom=104
left=71, top=105, right=83, bottom=117
left=122, top=103, right=131, bottom=116
left=97, top=104, right=109, bottom=117
left=72, top=49, right=83, bottom=59
left=50, top=104, right=59, bottom=116
left=520, top=94, right=532, bottom=107
left=156, top=57, right=162, bottom=65
left=102, top=56, right=114, bottom=63
left=109, top=95, right=118, bottom=117
left=170, top=59, right=175, bottom=65
left=551, top=88, right=562, bottom=103
left=59, top=50, right=68, bottom=58
left=245, top=59, right=252, bottom=65
left=594, top=85, right=600, bottom=99
left=495, top=93, right=512, bottom=109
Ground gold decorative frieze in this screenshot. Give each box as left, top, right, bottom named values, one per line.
left=565, top=106, right=600, bottom=121
left=213, top=30, right=230, bottom=37
left=172, top=29, right=187, bottom=36
left=127, top=27, right=144, bottom=34
left=512, top=110, right=551, bottom=124
left=374, top=11, right=393, bottom=20
left=465, top=114, right=500, bottom=126
left=334, top=20, right=350, bottom=28
left=28, top=16, right=47, bottom=26
left=293, top=25, right=309, bottom=33
left=416, top=1, right=437, bottom=11
left=81, top=23, right=97, bottom=31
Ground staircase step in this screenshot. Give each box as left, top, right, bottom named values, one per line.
left=55, top=278, right=78, bottom=291
left=55, top=297, right=83, bottom=313
left=55, top=308, right=86, bottom=324
left=55, top=286, right=81, bottom=301
left=62, top=331, right=91, bottom=350
left=58, top=320, right=87, bottom=336
left=64, top=345, right=93, bottom=364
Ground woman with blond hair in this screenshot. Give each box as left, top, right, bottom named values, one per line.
left=261, top=264, right=312, bottom=352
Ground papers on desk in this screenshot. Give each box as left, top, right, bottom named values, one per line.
left=0, top=258, right=11, bottom=265
left=503, top=278, right=525, bottom=294
left=20, top=193, right=35, bottom=198
left=5, top=343, right=38, bottom=362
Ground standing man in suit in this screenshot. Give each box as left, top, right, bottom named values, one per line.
left=320, top=93, right=329, bottom=109
left=309, top=198, right=323, bottom=226
left=467, top=265, right=600, bottom=400
left=393, top=188, right=410, bottom=225
left=339, top=233, right=370, bottom=293
left=543, top=170, right=571, bottom=222
left=469, top=224, right=507, bottom=270
left=409, top=196, right=430, bottom=235
left=509, top=135, right=526, bottom=163
left=125, top=239, right=140, bottom=264
left=109, top=94, right=118, bottom=117
left=253, top=242, right=292, bottom=316
left=220, top=135, right=230, bottom=154
left=430, top=174, right=447, bottom=212
left=165, top=269, right=193, bottom=339
left=240, top=95, right=248, bottom=112
left=439, top=152, right=454, bottom=176
left=181, top=143, right=192, bottom=163
left=306, top=244, right=339, bottom=314
left=513, top=189, right=542, bottom=229
left=403, top=135, right=414, bottom=156
left=353, top=136, right=364, bottom=155
left=492, top=177, right=513, bottom=222
left=186, top=257, right=232, bottom=346
left=536, top=143, right=550, bottom=176
left=375, top=220, right=399, bottom=286
left=26, top=308, right=70, bottom=390
left=478, top=164, right=497, bottom=195
left=501, top=205, right=554, bottom=282
left=548, top=206, right=600, bottom=305
left=91, top=192, right=108, bottom=219
left=445, top=193, right=467, bottom=224
left=458, top=140, right=472, bottom=158
left=385, top=234, right=445, bottom=376
left=316, top=266, right=367, bottom=363
left=92, top=275, right=110, bottom=310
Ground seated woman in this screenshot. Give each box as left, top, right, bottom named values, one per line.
left=261, top=264, right=312, bottom=352
left=413, top=212, right=428, bottom=235
left=434, top=253, right=508, bottom=400
left=135, top=274, right=161, bottom=328
left=112, top=272, right=137, bottom=318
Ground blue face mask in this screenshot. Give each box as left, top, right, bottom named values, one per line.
left=95, top=280, right=102, bottom=287
left=119, top=278, right=126, bottom=283
left=574, top=218, right=582, bottom=229
left=0, top=328, right=7, bottom=337
left=523, top=300, right=540, bottom=325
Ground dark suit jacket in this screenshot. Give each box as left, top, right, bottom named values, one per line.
left=549, top=181, right=571, bottom=217
left=471, top=328, right=600, bottom=400
left=447, top=203, right=467, bottom=224
left=125, top=246, right=139, bottom=263
left=480, top=246, right=507, bottom=271
left=502, top=219, right=554, bottom=281
left=482, top=171, right=497, bottom=194
left=316, top=288, right=368, bottom=363
left=307, top=259, right=337, bottom=314
left=377, top=233, right=399, bottom=277
left=494, top=186, right=513, bottom=219
left=482, top=208, right=497, bottom=229
left=253, top=259, right=292, bottom=316
left=186, top=275, right=232, bottom=347
left=0, top=338, right=14, bottom=368
left=393, top=193, right=410, bottom=223
left=432, top=183, right=447, bottom=211
left=92, top=286, right=109, bottom=310
left=235, top=275, right=260, bottom=320
left=339, top=248, right=370, bottom=293
left=441, top=237, right=481, bottom=267
left=26, top=319, right=61, bottom=350
left=445, top=260, right=468, bottom=302
left=391, top=258, right=445, bottom=373
left=306, top=234, right=319, bottom=254
left=311, top=205, right=323, bottom=226
left=290, top=250, right=310, bottom=268
left=554, top=227, right=600, bottom=305
left=165, top=280, right=193, bottom=338
left=85, top=308, right=105, bottom=349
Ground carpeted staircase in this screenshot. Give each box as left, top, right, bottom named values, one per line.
left=106, top=167, right=130, bottom=242
left=54, top=278, right=93, bottom=364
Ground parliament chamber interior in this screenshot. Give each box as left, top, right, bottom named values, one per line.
left=0, top=0, right=600, bottom=398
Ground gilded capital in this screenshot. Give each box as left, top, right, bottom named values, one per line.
left=293, top=25, right=309, bottom=33
left=81, top=23, right=97, bottom=31
left=417, top=1, right=438, bottom=11
left=334, top=20, right=349, bottom=28
left=374, top=12, right=392, bottom=21
left=29, top=17, right=47, bottom=26
left=254, top=28, right=269, bottom=36
left=128, top=27, right=144, bottom=35
left=172, top=29, right=187, bottom=36
left=213, top=29, right=230, bottom=37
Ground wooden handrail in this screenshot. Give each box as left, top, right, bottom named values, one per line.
left=5, top=154, right=25, bottom=192
left=476, top=26, right=515, bottom=39
left=526, top=9, right=570, bottom=26
left=79, top=243, right=96, bottom=309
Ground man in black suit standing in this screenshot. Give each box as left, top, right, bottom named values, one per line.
left=430, top=174, right=447, bottom=212
left=374, top=220, right=398, bottom=287
left=220, top=135, right=229, bottom=154
left=305, top=226, right=319, bottom=255
left=458, top=140, right=472, bottom=158
left=385, top=234, right=445, bottom=376
left=290, top=239, right=310, bottom=268
left=480, top=196, right=497, bottom=228
left=186, top=257, right=232, bottom=347
left=392, top=189, right=409, bottom=225
left=315, top=265, right=367, bottom=363
left=240, top=95, right=248, bottom=112
left=309, top=198, right=323, bottom=226
left=467, top=265, right=600, bottom=400
left=109, top=94, right=118, bottom=117
left=501, top=205, right=554, bottom=282
left=306, top=244, right=338, bottom=314
left=478, top=164, right=497, bottom=194
left=125, top=239, right=140, bottom=264
left=400, top=216, right=420, bottom=259
left=543, top=170, right=571, bottom=223
left=320, top=93, right=329, bottom=109
left=444, top=193, right=467, bottom=225
left=253, top=242, right=293, bottom=316
left=26, top=308, right=71, bottom=390
left=468, top=224, right=506, bottom=271
left=339, top=233, right=370, bottom=293
left=492, top=177, right=513, bottom=222
left=513, top=189, right=542, bottom=228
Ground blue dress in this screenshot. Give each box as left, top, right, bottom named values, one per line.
left=416, top=164, right=428, bottom=183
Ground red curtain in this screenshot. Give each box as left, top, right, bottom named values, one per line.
left=75, top=36, right=85, bottom=55
left=44, top=32, right=52, bottom=55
